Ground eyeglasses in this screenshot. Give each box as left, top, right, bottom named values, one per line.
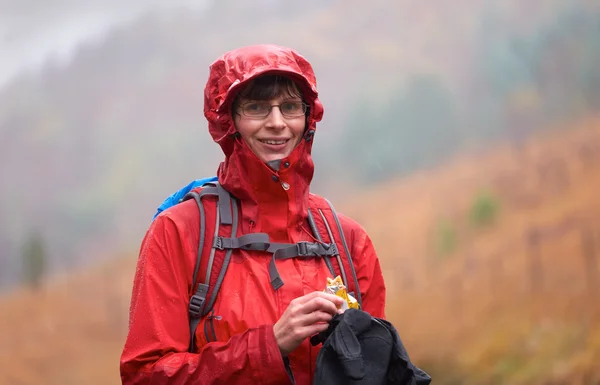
left=237, top=101, right=308, bottom=119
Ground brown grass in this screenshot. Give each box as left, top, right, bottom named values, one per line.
left=1, top=117, right=600, bottom=384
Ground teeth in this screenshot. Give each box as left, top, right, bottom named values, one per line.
left=262, top=140, right=286, bottom=145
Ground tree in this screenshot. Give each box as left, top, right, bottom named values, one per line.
left=21, top=231, right=46, bottom=290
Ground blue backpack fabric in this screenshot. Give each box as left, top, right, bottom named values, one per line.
left=152, top=176, right=218, bottom=220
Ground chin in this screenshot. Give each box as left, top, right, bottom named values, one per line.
left=262, top=152, right=291, bottom=163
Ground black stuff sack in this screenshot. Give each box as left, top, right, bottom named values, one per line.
left=310, top=308, right=432, bottom=385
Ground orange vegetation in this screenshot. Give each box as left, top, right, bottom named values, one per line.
left=341, top=117, right=600, bottom=384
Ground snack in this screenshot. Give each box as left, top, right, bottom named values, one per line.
left=323, top=275, right=359, bottom=310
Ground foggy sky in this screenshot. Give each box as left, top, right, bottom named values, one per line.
left=0, top=0, right=210, bottom=88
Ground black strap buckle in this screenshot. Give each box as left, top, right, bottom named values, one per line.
left=297, top=241, right=323, bottom=256
left=213, top=237, right=224, bottom=250
left=188, top=294, right=206, bottom=318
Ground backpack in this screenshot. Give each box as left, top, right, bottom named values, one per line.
left=152, top=176, right=218, bottom=220
left=155, top=179, right=363, bottom=352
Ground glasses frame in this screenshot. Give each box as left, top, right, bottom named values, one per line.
left=236, top=101, right=309, bottom=119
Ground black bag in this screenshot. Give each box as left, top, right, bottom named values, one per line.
left=310, top=308, right=432, bottom=385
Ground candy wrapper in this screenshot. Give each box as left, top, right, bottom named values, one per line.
left=323, top=276, right=359, bottom=311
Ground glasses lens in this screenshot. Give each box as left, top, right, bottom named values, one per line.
left=242, top=102, right=271, bottom=117
left=280, top=102, right=306, bottom=117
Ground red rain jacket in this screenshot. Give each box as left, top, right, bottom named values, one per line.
left=120, top=44, right=387, bottom=385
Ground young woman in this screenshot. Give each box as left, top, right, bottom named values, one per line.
left=120, top=44, right=387, bottom=385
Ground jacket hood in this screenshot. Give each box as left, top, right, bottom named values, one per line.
left=204, top=44, right=324, bottom=156
left=203, top=44, right=324, bottom=241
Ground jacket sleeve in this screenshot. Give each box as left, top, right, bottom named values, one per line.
left=342, top=215, right=387, bottom=319
left=120, top=213, right=291, bottom=385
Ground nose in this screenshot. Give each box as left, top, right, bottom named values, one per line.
left=265, top=106, right=286, bottom=129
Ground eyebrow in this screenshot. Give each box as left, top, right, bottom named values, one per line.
left=241, top=97, right=302, bottom=103
left=280, top=96, right=302, bottom=102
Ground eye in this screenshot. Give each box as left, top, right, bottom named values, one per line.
left=281, top=101, right=302, bottom=113
left=242, top=102, right=271, bottom=116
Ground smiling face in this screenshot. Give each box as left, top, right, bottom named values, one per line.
left=232, top=75, right=307, bottom=163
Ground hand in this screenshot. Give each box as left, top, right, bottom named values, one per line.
left=273, top=291, right=345, bottom=355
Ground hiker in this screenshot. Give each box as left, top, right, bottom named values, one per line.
left=120, top=44, right=387, bottom=385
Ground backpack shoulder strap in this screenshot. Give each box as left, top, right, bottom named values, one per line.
left=182, top=181, right=238, bottom=352
left=183, top=185, right=363, bottom=352
left=308, top=194, right=363, bottom=308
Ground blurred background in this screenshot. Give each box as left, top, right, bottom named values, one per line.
left=1, top=0, right=600, bottom=384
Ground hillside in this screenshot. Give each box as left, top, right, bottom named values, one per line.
left=1, top=116, right=599, bottom=384
left=2, top=0, right=599, bottom=292
left=341, top=116, right=600, bottom=383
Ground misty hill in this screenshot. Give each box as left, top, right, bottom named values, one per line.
left=1, top=0, right=599, bottom=291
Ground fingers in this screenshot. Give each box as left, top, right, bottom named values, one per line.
left=293, top=291, right=345, bottom=307
left=300, top=296, right=341, bottom=317
left=297, top=310, right=334, bottom=326
left=302, top=322, right=330, bottom=338
left=274, top=291, right=344, bottom=355
left=287, top=322, right=331, bottom=345
left=274, top=311, right=331, bottom=355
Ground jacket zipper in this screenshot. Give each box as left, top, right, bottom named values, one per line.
left=204, top=309, right=221, bottom=342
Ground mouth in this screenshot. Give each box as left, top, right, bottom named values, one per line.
left=258, top=139, right=289, bottom=145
